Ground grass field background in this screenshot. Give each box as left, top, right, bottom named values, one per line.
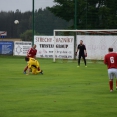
left=0, top=56, right=117, bottom=117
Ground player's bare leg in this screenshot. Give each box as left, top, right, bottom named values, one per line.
left=38, top=67, right=40, bottom=71
left=24, top=66, right=28, bottom=74
left=31, top=67, right=43, bottom=75
left=37, top=67, right=43, bottom=74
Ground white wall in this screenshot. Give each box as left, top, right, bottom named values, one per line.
left=77, top=35, right=117, bottom=60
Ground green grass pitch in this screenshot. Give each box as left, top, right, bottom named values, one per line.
left=0, top=56, right=117, bottom=117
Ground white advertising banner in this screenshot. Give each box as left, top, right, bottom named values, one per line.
left=34, top=36, right=74, bottom=59
left=0, top=31, right=7, bottom=36
left=77, top=35, right=117, bottom=60
left=14, top=41, right=32, bottom=56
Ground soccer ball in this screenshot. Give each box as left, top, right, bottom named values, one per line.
left=14, top=20, right=19, bottom=24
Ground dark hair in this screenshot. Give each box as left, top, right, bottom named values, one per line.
left=108, top=48, right=113, bottom=52
left=25, top=57, right=29, bottom=61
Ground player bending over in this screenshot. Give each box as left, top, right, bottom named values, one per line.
left=25, top=57, right=43, bottom=75
left=104, top=48, right=117, bottom=92
left=24, top=44, right=38, bottom=74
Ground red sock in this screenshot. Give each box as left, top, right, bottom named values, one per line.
left=38, top=67, right=40, bottom=71
left=24, top=66, right=28, bottom=72
left=109, top=80, right=113, bottom=90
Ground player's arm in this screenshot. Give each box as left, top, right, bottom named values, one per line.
left=84, top=45, right=87, bottom=54
left=33, top=55, right=36, bottom=59
left=84, top=49, right=87, bottom=54
left=76, top=44, right=80, bottom=52
left=36, top=60, right=40, bottom=67
left=26, top=68, right=30, bottom=75
left=34, top=50, right=37, bottom=58
left=84, top=45, right=87, bottom=57
left=26, top=62, right=31, bottom=75
left=27, top=48, right=32, bottom=57
left=75, top=45, right=79, bottom=56
left=104, top=56, right=107, bottom=65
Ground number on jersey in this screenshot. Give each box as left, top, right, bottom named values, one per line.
left=110, top=57, right=114, bottom=63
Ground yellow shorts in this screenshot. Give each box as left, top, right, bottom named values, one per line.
left=31, top=67, right=41, bottom=75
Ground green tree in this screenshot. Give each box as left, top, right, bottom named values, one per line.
left=48, top=0, right=74, bottom=21
left=20, top=30, right=40, bottom=41
left=0, top=11, right=32, bottom=38
left=34, top=8, right=72, bottom=35
left=20, top=30, right=33, bottom=41
left=48, top=0, right=117, bottom=29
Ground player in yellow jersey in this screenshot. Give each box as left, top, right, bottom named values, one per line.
left=25, top=57, right=43, bottom=75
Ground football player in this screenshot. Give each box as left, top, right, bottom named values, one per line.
left=104, top=47, right=117, bottom=92
left=25, top=57, right=43, bottom=75
left=23, top=44, right=38, bottom=74
left=76, top=40, right=87, bottom=67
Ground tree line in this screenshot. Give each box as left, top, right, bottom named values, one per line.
left=48, top=0, right=117, bottom=29
left=0, top=0, right=117, bottom=41
left=0, top=8, right=71, bottom=41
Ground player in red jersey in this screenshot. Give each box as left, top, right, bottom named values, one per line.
left=104, top=48, right=117, bottom=92
left=27, top=44, right=37, bottom=58
left=23, top=44, right=37, bottom=73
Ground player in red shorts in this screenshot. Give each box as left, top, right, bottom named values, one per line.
left=104, top=48, right=117, bottom=92
left=23, top=44, right=37, bottom=74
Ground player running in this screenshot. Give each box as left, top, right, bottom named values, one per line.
left=23, top=44, right=37, bottom=74
left=76, top=40, right=87, bottom=67
left=25, top=57, right=43, bottom=75
left=104, top=47, right=117, bottom=92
